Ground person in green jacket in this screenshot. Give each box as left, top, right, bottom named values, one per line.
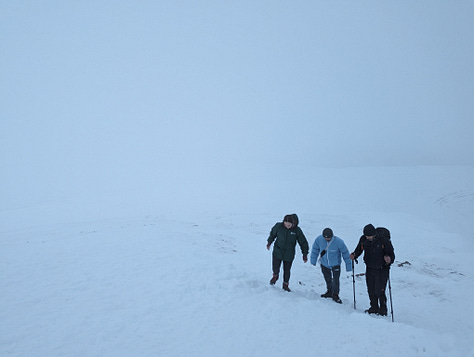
left=266, top=214, right=309, bottom=292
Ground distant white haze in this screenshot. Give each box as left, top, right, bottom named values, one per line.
left=1, top=1, right=473, bottom=219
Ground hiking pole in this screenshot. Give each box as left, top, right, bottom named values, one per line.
left=352, top=260, right=356, bottom=310
left=388, top=274, right=394, bottom=322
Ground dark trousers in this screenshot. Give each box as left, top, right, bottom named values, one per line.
left=365, top=268, right=390, bottom=312
left=272, top=256, right=293, bottom=283
left=321, top=265, right=341, bottom=294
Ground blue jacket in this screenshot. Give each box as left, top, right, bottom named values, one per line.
left=310, top=235, right=352, bottom=272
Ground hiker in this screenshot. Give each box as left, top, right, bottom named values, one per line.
left=350, top=224, right=395, bottom=316
left=266, top=214, right=309, bottom=292
left=310, top=228, right=352, bottom=303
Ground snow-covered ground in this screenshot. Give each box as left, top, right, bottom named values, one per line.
left=1, top=165, right=473, bottom=356
left=2, top=2, right=473, bottom=356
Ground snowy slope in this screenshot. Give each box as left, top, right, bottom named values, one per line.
left=1, top=166, right=473, bottom=357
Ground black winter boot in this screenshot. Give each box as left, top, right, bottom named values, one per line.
left=321, top=291, right=332, bottom=298
left=332, top=294, right=342, bottom=304
left=365, top=307, right=379, bottom=314
left=282, top=282, right=291, bottom=292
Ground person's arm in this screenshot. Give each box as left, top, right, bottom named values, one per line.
left=310, top=238, right=321, bottom=265
left=384, top=239, right=395, bottom=265
left=297, top=228, right=309, bottom=262
left=266, top=223, right=279, bottom=249
left=340, top=240, right=352, bottom=271
left=350, top=236, right=364, bottom=261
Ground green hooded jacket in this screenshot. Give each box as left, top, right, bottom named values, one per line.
left=267, top=216, right=309, bottom=262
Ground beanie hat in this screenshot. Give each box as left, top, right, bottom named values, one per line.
left=322, top=228, right=333, bottom=238
left=363, top=224, right=376, bottom=236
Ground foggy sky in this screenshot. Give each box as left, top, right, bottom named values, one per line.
left=1, top=1, right=474, bottom=210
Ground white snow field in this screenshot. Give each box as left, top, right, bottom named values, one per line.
left=1, top=166, right=473, bottom=356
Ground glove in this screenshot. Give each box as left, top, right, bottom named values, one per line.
left=303, top=255, right=308, bottom=263
left=266, top=243, right=271, bottom=250
left=350, top=253, right=358, bottom=264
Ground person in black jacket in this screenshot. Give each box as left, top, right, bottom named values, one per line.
left=350, top=224, right=395, bottom=316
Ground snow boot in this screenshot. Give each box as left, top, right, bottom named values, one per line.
left=365, top=307, right=379, bottom=314
left=332, top=294, right=342, bottom=304
left=269, top=274, right=279, bottom=285
left=378, top=301, right=388, bottom=316
left=321, top=290, right=332, bottom=298
left=282, top=282, right=291, bottom=292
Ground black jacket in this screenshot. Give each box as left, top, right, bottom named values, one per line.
left=353, top=235, right=395, bottom=270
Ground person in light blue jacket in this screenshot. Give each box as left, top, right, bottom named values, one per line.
left=310, top=228, right=352, bottom=303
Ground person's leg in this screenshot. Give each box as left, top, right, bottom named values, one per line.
left=321, top=265, right=333, bottom=293
left=330, top=266, right=342, bottom=303
left=281, top=260, right=293, bottom=291
left=375, top=269, right=390, bottom=315
left=331, top=266, right=341, bottom=295
left=365, top=268, right=379, bottom=312
left=282, top=260, right=293, bottom=284
left=270, top=256, right=282, bottom=284
left=272, top=256, right=282, bottom=277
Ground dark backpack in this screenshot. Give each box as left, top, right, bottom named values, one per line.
left=376, top=227, right=391, bottom=240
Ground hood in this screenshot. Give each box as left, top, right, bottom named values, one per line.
left=283, top=213, right=299, bottom=227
